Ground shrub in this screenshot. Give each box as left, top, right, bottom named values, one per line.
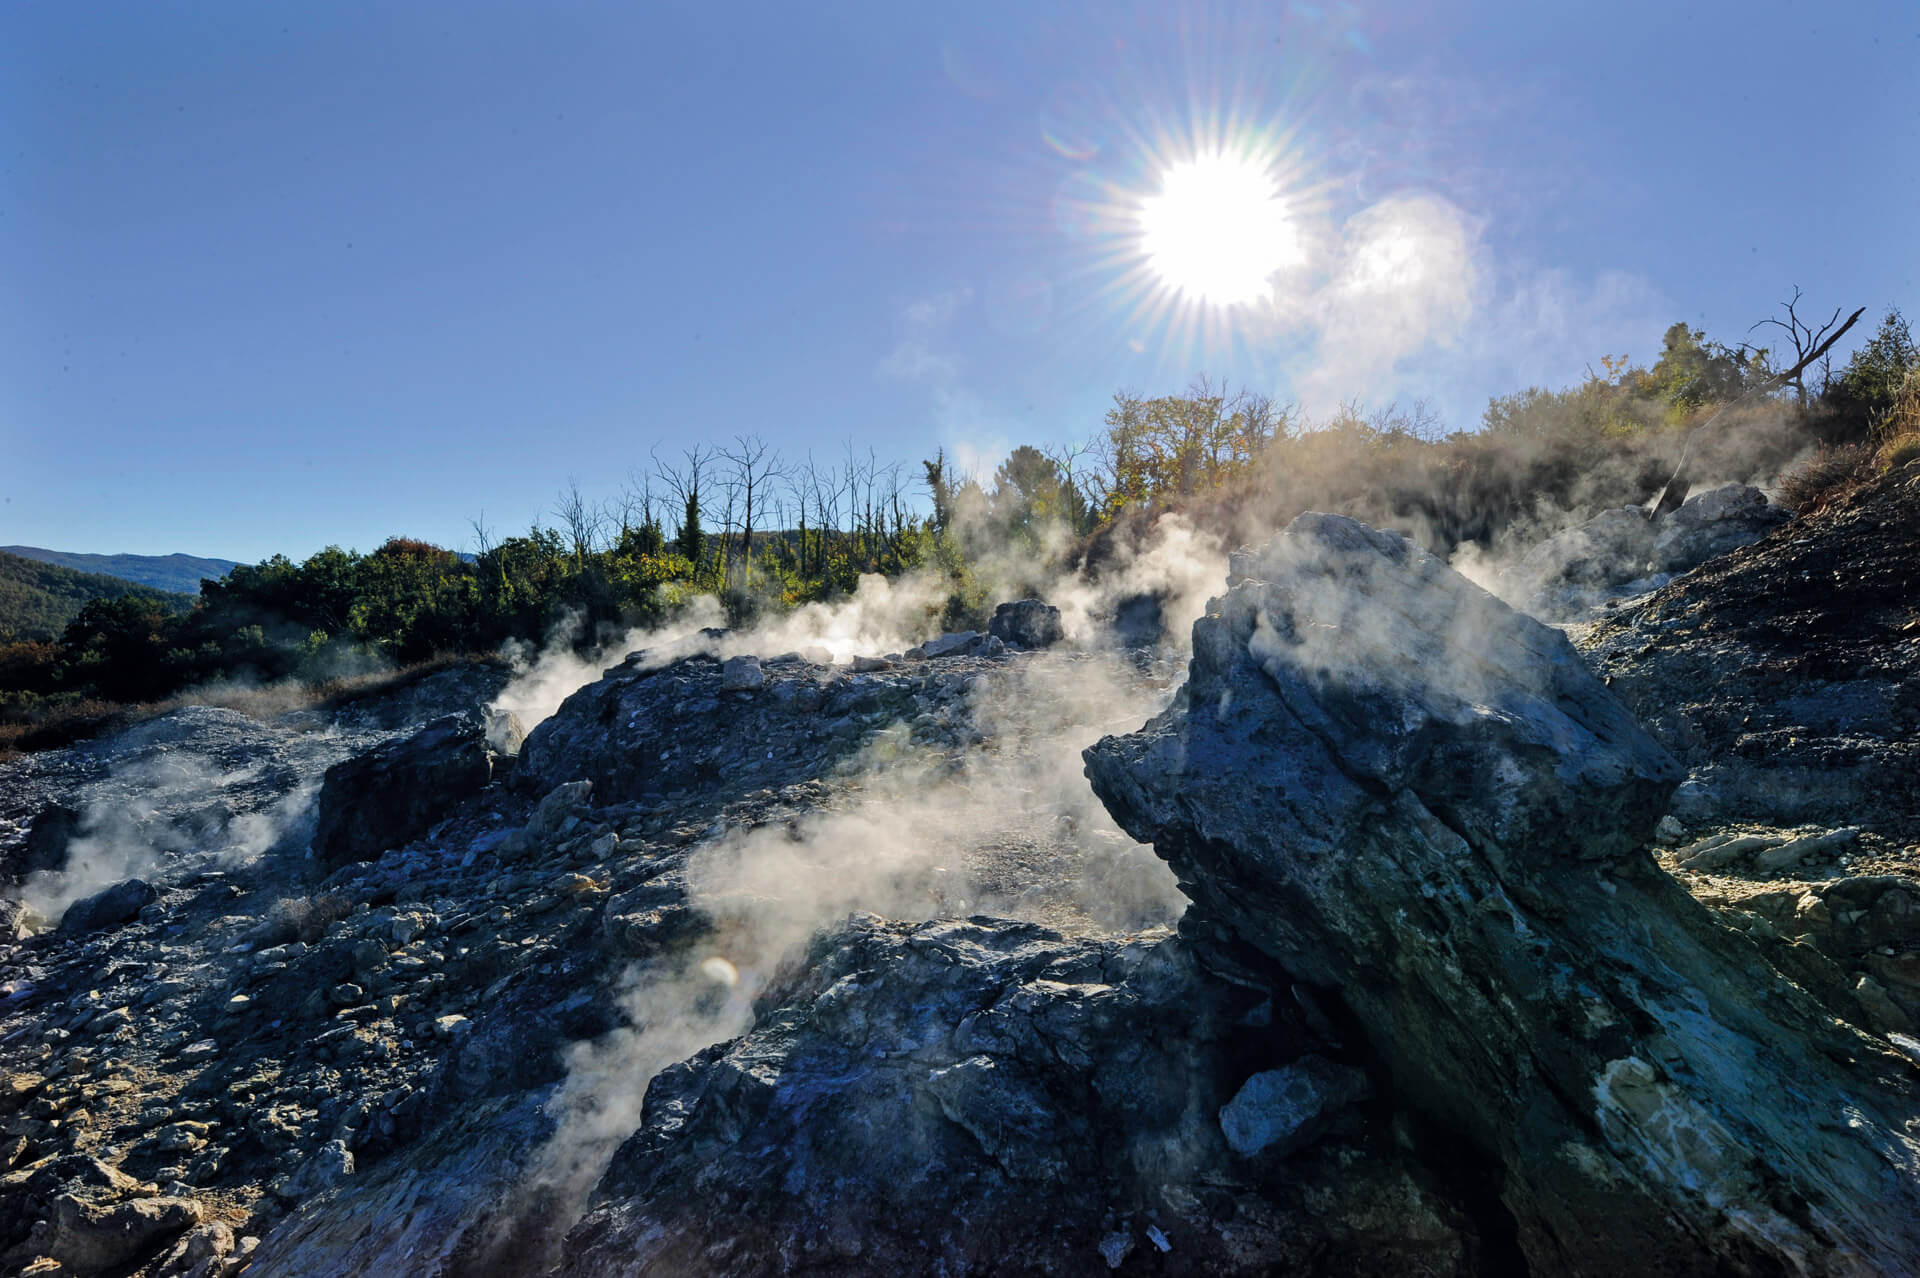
left=1778, top=444, right=1873, bottom=513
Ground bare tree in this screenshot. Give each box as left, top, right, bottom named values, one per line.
left=654, top=443, right=717, bottom=570
left=718, top=434, right=786, bottom=591
left=553, top=477, right=606, bottom=565
left=1752, top=287, right=1850, bottom=409
left=1653, top=302, right=1865, bottom=516
left=468, top=510, right=496, bottom=561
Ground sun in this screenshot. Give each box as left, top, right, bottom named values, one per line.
left=1139, top=151, right=1300, bottom=307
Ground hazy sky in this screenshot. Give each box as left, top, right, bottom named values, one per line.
left=4, top=1, right=1915, bottom=560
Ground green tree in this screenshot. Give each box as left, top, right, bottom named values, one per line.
left=1828, top=308, right=1917, bottom=436
left=678, top=488, right=704, bottom=573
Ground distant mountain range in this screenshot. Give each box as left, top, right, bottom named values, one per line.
left=0, top=550, right=196, bottom=643
left=1, top=546, right=239, bottom=596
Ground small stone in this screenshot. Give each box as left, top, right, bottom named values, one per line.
left=1654, top=814, right=1685, bottom=845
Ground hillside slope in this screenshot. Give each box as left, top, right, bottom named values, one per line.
left=0, top=550, right=194, bottom=642
left=0, top=546, right=238, bottom=596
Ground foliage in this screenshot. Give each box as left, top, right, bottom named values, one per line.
left=1092, top=381, right=1289, bottom=516
left=3, top=298, right=1903, bottom=756
left=0, top=550, right=193, bottom=643
left=1819, top=308, right=1919, bottom=443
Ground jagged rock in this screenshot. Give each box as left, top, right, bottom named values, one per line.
left=1501, top=484, right=1787, bottom=621
left=1582, top=466, right=1920, bottom=831
left=153, top=1220, right=234, bottom=1277
left=310, top=713, right=493, bottom=870
left=517, top=652, right=992, bottom=805
left=9, top=803, right=80, bottom=883
left=1085, top=512, right=1920, bottom=1274
left=988, top=599, right=1065, bottom=649
left=561, top=915, right=1477, bottom=1277
left=0, top=898, right=30, bottom=941
left=1650, top=482, right=1790, bottom=572
left=46, top=1192, right=204, bottom=1275
left=1507, top=505, right=1656, bottom=597
left=280, top=1139, right=354, bottom=1200
left=486, top=709, right=527, bottom=755
left=919, top=629, right=1002, bottom=659
left=58, top=877, right=157, bottom=935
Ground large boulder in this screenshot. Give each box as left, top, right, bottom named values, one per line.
left=560, top=916, right=1478, bottom=1276
left=11, top=804, right=82, bottom=884
left=46, top=1193, right=204, bottom=1276
left=516, top=651, right=997, bottom=806
left=57, top=878, right=157, bottom=935
left=987, top=599, right=1065, bottom=649
left=309, top=713, right=493, bottom=870
left=1649, top=482, right=1791, bottom=573
left=1085, top=513, right=1920, bottom=1275
left=1499, top=484, right=1788, bottom=621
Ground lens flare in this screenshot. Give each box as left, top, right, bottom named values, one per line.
left=1139, top=151, right=1300, bottom=306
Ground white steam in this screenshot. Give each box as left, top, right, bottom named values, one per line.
left=19, top=751, right=319, bottom=927
left=510, top=514, right=1219, bottom=1238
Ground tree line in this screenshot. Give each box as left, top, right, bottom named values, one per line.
left=2, top=296, right=1912, bottom=748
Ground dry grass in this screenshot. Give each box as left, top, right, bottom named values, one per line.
left=1778, top=443, right=1875, bottom=515
left=1871, top=376, right=1920, bottom=475
left=0, top=697, right=135, bottom=763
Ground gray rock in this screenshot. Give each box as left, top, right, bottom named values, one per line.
left=1085, top=512, right=1920, bottom=1275
left=310, top=713, right=494, bottom=870
left=558, top=915, right=1474, bottom=1277
left=1218, top=1056, right=1369, bottom=1158
left=1649, top=483, right=1789, bottom=573
left=10, top=802, right=81, bottom=883
left=47, top=1193, right=204, bottom=1275
left=918, top=630, right=984, bottom=659
left=517, top=654, right=954, bottom=805
left=486, top=709, right=527, bottom=755
left=58, top=877, right=158, bottom=935
left=719, top=656, right=764, bottom=693
left=1499, top=485, right=1786, bottom=622
left=988, top=599, right=1065, bottom=649
left=281, top=1139, right=354, bottom=1200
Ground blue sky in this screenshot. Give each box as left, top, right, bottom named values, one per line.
left=4, top=1, right=1915, bottom=561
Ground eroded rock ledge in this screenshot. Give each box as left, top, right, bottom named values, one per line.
left=1085, top=513, right=1920, bottom=1275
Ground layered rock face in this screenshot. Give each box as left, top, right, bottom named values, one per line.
left=1581, top=465, right=1920, bottom=832
left=1086, top=513, right=1920, bottom=1274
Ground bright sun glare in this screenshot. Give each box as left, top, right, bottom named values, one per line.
left=1139, top=152, right=1298, bottom=307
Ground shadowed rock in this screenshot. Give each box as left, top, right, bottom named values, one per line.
left=988, top=598, right=1065, bottom=649
left=1085, top=512, right=1920, bottom=1275
left=559, top=916, right=1479, bottom=1277
left=57, top=877, right=156, bottom=935
left=309, top=713, right=493, bottom=870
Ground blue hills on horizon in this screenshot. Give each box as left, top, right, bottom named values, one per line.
left=1, top=546, right=241, bottom=596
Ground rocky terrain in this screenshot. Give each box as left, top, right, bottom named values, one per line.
left=0, top=466, right=1915, bottom=1276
